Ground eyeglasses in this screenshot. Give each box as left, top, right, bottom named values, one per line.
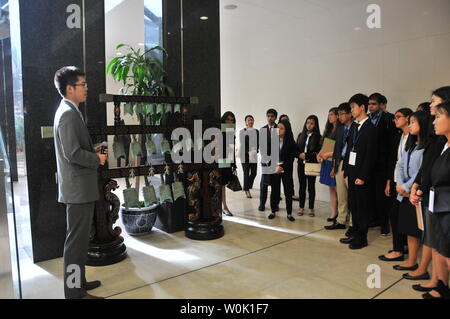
left=394, top=115, right=406, bottom=120
left=72, top=83, right=88, bottom=88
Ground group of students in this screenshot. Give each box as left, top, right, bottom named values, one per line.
left=218, top=86, right=450, bottom=299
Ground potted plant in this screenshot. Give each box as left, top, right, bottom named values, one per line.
left=107, top=44, right=174, bottom=235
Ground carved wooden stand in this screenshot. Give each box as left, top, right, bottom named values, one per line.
left=86, top=94, right=224, bottom=266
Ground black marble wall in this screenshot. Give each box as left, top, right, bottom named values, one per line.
left=0, top=38, right=18, bottom=181
left=19, top=0, right=106, bottom=262
left=163, top=0, right=221, bottom=126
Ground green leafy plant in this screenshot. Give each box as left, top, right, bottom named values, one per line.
left=106, top=44, right=174, bottom=125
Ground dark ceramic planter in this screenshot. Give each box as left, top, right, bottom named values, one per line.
left=120, top=204, right=159, bottom=236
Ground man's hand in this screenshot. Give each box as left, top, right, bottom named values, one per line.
left=385, top=180, right=391, bottom=197
left=275, top=166, right=284, bottom=174
left=94, top=145, right=103, bottom=153
left=317, top=153, right=323, bottom=163
left=299, top=153, right=306, bottom=160
left=355, top=178, right=365, bottom=185
left=97, top=153, right=107, bottom=166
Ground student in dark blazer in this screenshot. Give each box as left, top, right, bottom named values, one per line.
left=296, top=115, right=321, bottom=215
left=268, top=120, right=299, bottom=221
left=259, top=108, right=278, bottom=212
left=368, top=93, right=398, bottom=234
left=53, top=66, right=107, bottom=299
left=342, top=94, right=378, bottom=249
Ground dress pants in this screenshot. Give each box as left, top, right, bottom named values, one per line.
left=242, top=163, right=257, bottom=191
left=336, top=161, right=352, bottom=226
left=270, top=171, right=294, bottom=215
left=259, top=172, right=271, bottom=208
left=297, top=162, right=316, bottom=209
left=64, top=202, right=95, bottom=299
left=388, top=181, right=407, bottom=252
left=348, top=180, right=370, bottom=243
left=370, top=171, right=389, bottom=228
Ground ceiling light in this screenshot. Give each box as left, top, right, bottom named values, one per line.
left=200, top=16, right=208, bottom=20
left=224, top=4, right=238, bottom=10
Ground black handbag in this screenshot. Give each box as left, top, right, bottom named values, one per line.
left=227, top=169, right=242, bottom=192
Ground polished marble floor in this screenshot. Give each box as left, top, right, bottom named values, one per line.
left=18, top=188, right=425, bottom=299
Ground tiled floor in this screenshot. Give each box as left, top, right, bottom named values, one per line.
left=18, top=188, right=424, bottom=299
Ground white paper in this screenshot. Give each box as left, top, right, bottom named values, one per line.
left=349, top=152, right=357, bottom=166
left=429, top=189, right=435, bottom=213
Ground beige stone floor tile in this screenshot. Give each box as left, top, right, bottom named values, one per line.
left=374, top=279, right=423, bottom=299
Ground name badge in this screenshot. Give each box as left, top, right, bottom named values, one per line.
left=429, top=188, right=435, bottom=213
left=349, top=152, right=357, bottom=166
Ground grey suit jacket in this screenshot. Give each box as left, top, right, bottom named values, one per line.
left=53, top=99, right=100, bottom=204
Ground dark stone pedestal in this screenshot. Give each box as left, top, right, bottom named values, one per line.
left=87, top=236, right=127, bottom=266
left=185, top=217, right=224, bottom=240
left=154, top=198, right=186, bottom=233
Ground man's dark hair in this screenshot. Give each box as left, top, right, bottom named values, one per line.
left=349, top=93, right=369, bottom=113
left=369, top=93, right=387, bottom=104
left=337, top=102, right=351, bottom=113
left=54, top=66, right=85, bottom=97
left=266, top=108, right=278, bottom=119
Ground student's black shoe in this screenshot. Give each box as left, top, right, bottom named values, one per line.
left=422, top=281, right=450, bottom=299
left=403, top=272, right=430, bottom=280
left=287, top=215, right=295, bottom=222
left=345, top=227, right=354, bottom=238
left=258, top=206, right=265, bottom=212
left=349, top=241, right=368, bottom=250
left=268, top=213, right=276, bottom=219
left=339, top=237, right=354, bottom=244
left=327, top=216, right=337, bottom=222
left=325, top=223, right=346, bottom=230
left=378, top=254, right=404, bottom=262
left=393, top=264, right=418, bottom=271
left=412, top=284, right=434, bottom=292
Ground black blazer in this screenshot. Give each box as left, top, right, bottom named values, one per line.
left=415, top=135, right=447, bottom=193
left=370, top=111, right=398, bottom=175
left=260, top=123, right=277, bottom=165
left=278, top=138, right=300, bottom=174
left=239, top=128, right=259, bottom=164
left=332, top=123, right=354, bottom=173
left=343, top=119, right=378, bottom=183
left=296, top=131, right=321, bottom=164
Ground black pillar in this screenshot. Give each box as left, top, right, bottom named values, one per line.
left=18, top=0, right=105, bottom=262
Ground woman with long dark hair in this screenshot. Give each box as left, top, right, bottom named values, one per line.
left=317, top=107, right=340, bottom=219
left=219, top=111, right=237, bottom=216
left=268, top=120, right=299, bottom=221
left=296, top=115, right=321, bottom=216
left=239, top=115, right=259, bottom=198
left=393, top=111, right=430, bottom=275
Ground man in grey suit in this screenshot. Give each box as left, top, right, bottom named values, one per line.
left=53, top=66, right=107, bottom=299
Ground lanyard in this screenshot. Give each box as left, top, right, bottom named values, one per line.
left=352, top=124, right=362, bottom=150
left=406, top=144, right=417, bottom=180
